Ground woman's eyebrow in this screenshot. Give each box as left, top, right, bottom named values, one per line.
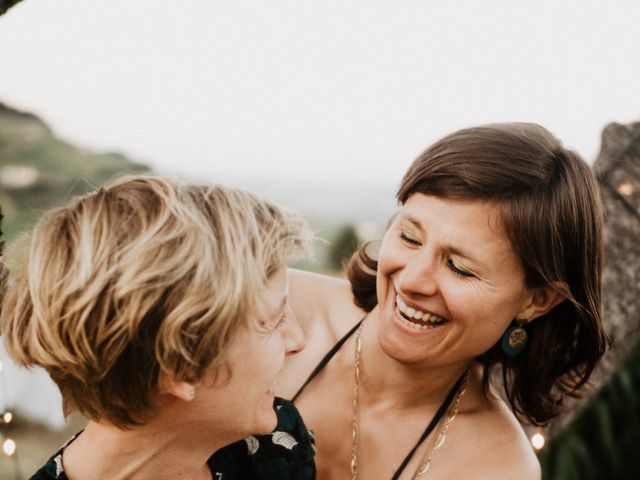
left=399, top=213, right=423, bottom=230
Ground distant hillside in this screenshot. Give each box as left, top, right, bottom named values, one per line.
left=0, top=102, right=151, bottom=241
left=0, top=101, right=398, bottom=272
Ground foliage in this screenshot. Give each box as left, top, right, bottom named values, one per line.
left=328, top=224, right=360, bottom=272
left=539, top=339, right=640, bottom=479
left=0, top=102, right=150, bottom=242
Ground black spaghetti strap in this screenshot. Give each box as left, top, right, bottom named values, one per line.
left=292, top=315, right=465, bottom=480
left=390, top=372, right=467, bottom=480
left=292, top=317, right=364, bottom=403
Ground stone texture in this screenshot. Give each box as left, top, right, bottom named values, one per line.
left=549, top=121, right=640, bottom=435
left=596, top=122, right=640, bottom=366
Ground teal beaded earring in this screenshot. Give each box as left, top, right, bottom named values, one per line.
left=501, top=320, right=528, bottom=357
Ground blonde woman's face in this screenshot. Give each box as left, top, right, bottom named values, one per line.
left=209, top=267, right=305, bottom=437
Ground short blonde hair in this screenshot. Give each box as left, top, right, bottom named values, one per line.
left=1, top=176, right=311, bottom=428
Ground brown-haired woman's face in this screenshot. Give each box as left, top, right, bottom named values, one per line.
left=375, top=194, right=535, bottom=368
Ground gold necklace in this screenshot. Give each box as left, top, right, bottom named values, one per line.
left=414, top=370, right=469, bottom=479
left=351, top=321, right=469, bottom=480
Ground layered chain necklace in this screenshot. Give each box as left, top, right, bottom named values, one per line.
left=350, top=321, right=469, bottom=480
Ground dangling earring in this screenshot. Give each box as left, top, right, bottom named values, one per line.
left=501, top=320, right=528, bottom=357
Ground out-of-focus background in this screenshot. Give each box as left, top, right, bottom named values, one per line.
left=1, top=1, right=639, bottom=479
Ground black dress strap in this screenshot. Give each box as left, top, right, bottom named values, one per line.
left=292, top=314, right=466, bottom=480
left=292, top=317, right=364, bottom=402
left=390, top=371, right=467, bottom=479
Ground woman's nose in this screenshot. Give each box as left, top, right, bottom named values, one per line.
left=283, top=305, right=305, bottom=356
left=397, top=253, right=439, bottom=298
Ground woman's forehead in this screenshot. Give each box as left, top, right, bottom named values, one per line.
left=401, top=194, right=505, bottom=235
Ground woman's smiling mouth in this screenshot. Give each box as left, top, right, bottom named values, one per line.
left=395, top=295, right=447, bottom=330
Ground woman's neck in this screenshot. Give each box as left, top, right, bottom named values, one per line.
left=358, top=308, right=471, bottom=410
left=62, top=415, right=227, bottom=480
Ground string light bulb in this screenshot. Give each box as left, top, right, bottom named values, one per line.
left=530, top=432, right=545, bottom=451
left=2, top=412, right=12, bottom=424
left=617, top=180, right=636, bottom=197
left=2, top=439, right=16, bottom=456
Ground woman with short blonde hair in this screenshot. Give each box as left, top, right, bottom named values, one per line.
left=1, top=175, right=315, bottom=479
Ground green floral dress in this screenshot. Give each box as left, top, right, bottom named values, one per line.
left=30, top=397, right=316, bottom=480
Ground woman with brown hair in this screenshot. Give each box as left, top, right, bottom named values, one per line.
left=278, top=123, right=609, bottom=479
left=1, top=176, right=316, bottom=479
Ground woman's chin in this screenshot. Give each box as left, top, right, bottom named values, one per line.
left=251, top=393, right=278, bottom=435
left=253, top=411, right=278, bottom=435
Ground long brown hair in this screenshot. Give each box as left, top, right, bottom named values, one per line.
left=347, top=123, right=609, bottom=425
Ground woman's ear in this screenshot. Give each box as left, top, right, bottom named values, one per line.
left=519, top=282, right=568, bottom=322
left=168, top=382, right=196, bottom=402
left=158, top=371, right=196, bottom=402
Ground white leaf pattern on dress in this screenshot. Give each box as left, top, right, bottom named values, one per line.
left=54, top=454, right=64, bottom=478
left=272, top=431, right=298, bottom=450
left=307, top=429, right=316, bottom=452
left=244, top=435, right=260, bottom=455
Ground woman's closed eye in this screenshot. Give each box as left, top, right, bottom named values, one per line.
left=399, top=231, right=421, bottom=246
left=259, top=311, right=287, bottom=334
left=267, top=311, right=288, bottom=333
left=275, top=312, right=287, bottom=329
left=447, top=258, right=475, bottom=278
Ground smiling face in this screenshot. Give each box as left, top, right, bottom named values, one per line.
left=198, top=267, right=304, bottom=438
left=376, top=194, right=536, bottom=368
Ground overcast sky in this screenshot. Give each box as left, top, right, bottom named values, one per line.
left=1, top=0, right=639, bottom=186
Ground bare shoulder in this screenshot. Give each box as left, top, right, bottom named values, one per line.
left=475, top=398, right=541, bottom=480
left=438, top=391, right=540, bottom=480
left=472, top=399, right=541, bottom=480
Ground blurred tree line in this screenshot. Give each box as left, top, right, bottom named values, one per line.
left=328, top=224, right=360, bottom=272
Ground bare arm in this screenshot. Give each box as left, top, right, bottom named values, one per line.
left=277, top=269, right=364, bottom=398
left=288, top=269, right=355, bottom=332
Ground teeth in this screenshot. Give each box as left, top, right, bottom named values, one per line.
left=398, top=315, right=437, bottom=330
left=395, top=295, right=446, bottom=328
